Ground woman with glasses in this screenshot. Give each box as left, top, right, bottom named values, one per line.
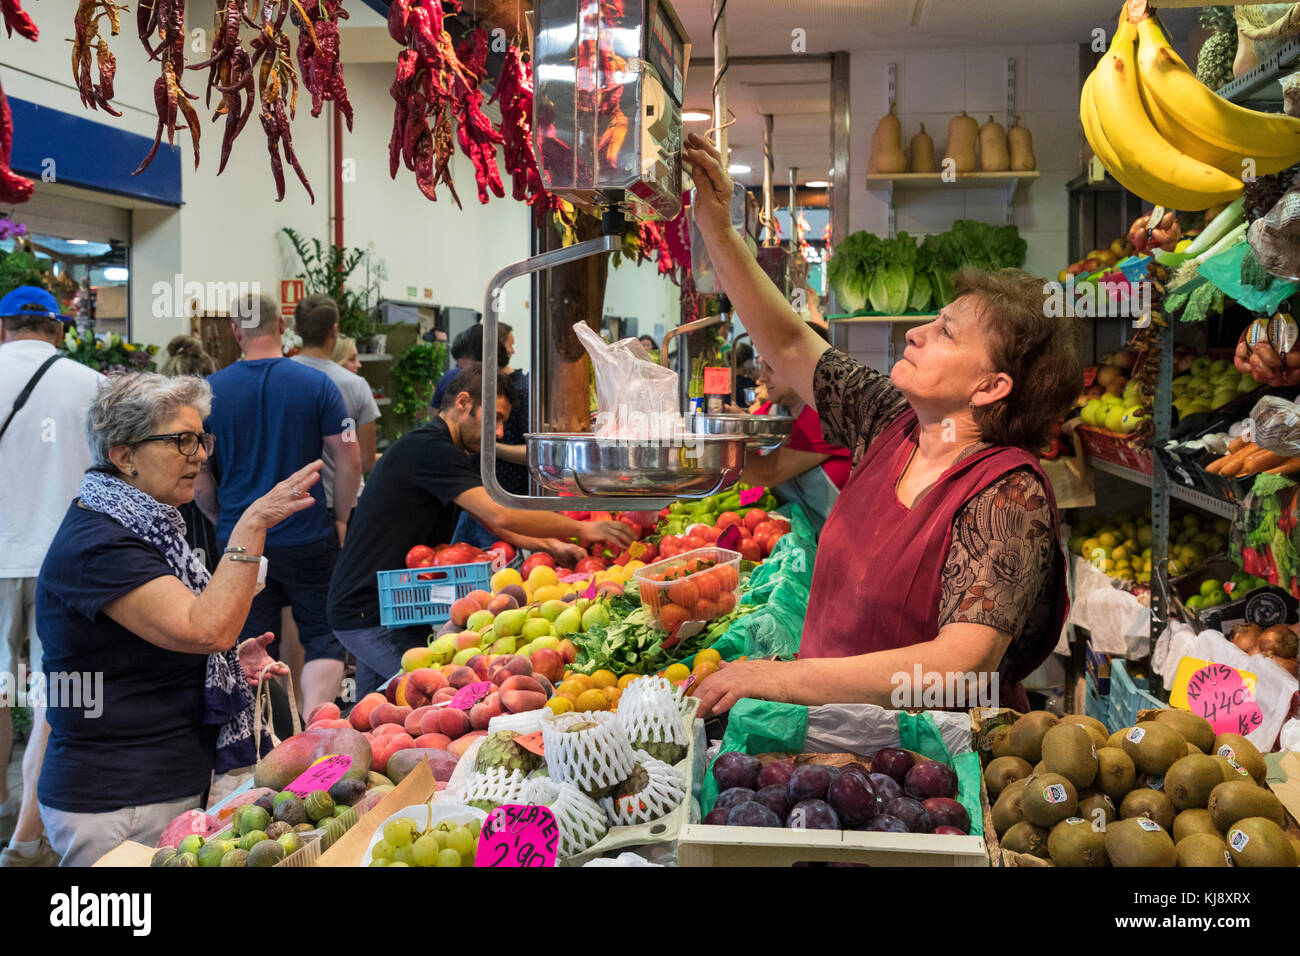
left=33, top=373, right=315, bottom=866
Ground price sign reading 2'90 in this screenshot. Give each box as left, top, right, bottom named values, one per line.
left=473, top=804, right=559, bottom=867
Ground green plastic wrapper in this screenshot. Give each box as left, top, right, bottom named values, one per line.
left=1197, top=242, right=1298, bottom=315
left=699, top=699, right=983, bottom=836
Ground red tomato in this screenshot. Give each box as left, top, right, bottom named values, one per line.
left=638, top=583, right=658, bottom=606
left=434, top=549, right=464, bottom=566
left=681, top=536, right=706, bottom=552
left=588, top=511, right=614, bottom=523
left=735, top=525, right=752, bottom=539
left=737, top=538, right=762, bottom=562
left=433, top=543, right=453, bottom=553
left=487, top=541, right=516, bottom=562
left=658, top=603, right=690, bottom=631
left=693, top=570, right=723, bottom=603
left=715, top=564, right=740, bottom=591
left=716, top=590, right=736, bottom=614
left=522, top=553, right=557, bottom=578
left=716, top=511, right=742, bottom=531
left=753, top=521, right=786, bottom=539
left=753, top=533, right=779, bottom=558
left=667, top=578, right=699, bottom=608
left=695, top=525, right=721, bottom=544
left=659, top=540, right=681, bottom=559
left=575, top=557, right=605, bottom=576
left=694, top=598, right=719, bottom=621
left=636, top=542, right=659, bottom=564
left=743, top=509, right=769, bottom=532
left=404, top=545, right=435, bottom=569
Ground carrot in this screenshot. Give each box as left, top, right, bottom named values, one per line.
left=1213, top=443, right=1258, bottom=476
left=1240, top=448, right=1290, bottom=475
left=1228, top=436, right=1248, bottom=453
left=1265, top=458, right=1300, bottom=476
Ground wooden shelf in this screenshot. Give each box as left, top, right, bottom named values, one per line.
left=865, top=171, right=1040, bottom=191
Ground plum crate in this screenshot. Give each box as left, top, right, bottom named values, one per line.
left=1076, top=424, right=1153, bottom=474
left=376, top=561, right=495, bottom=628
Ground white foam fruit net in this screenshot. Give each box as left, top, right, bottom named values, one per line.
left=521, top=778, right=609, bottom=858
left=600, top=750, right=687, bottom=828
left=457, top=767, right=528, bottom=811
left=541, top=710, right=638, bottom=796
left=617, top=676, right=690, bottom=751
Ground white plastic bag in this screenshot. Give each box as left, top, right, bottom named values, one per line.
left=572, top=322, right=682, bottom=440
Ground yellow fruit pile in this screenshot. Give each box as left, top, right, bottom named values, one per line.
left=1068, top=509, right=1230, bottom=584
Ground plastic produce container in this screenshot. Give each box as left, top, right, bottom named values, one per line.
left=633, top=547, right=741, bottom=631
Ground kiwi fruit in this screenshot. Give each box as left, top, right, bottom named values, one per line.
left=1176, top=832, right=1231, bottom=867
left=1077, top=791, right=1117, bottom=828
left=1164, top=754, right=1223, bottom=811
left=1152, top=709, right=1215, bottom=753
left=1105, top=817, right=1176, bottom=867
left=1107, top=727, right=1132, bottom=749
left=1185, top=742, right=1202, bottom=756
left=1120, top=788, right=1176, bottom=832
left=1096, top=747, right=1137, bottom=802
left=992, top=776, right=1030, bottom=836
left=988, top=724, right=1015, bottom=759
left=1006, top=711, right=1058, bottom=764
left=1212, top=733, right=1267, bottom=783
left=1041, top=723, right=1099, bottom=790
left=1002, top=821, right=1050, bottom=858
left=1224, top=817, right=1298, bottom=867
left=1173, top=808, right=1219, bottom=843
left=1137, top=773, right=1166, bottom=792
left=1032, top=760, right=1048, bottom=776
left=1214, top=754, right=1252, bottom=783
left=1048, top=817, right=1109, bottom=867
left=1021, top=772, right=1079, bottom=828
left=985, top=755, right=1033, bottom=799
left=1121, top=721, right=1186, bottom=776
left=1208, top=779, right=1285, bottom=831
left=1058, top=714, right=1110, bottom=749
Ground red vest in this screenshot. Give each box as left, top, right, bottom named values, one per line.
left=799, top=409, right=1069, bottom=712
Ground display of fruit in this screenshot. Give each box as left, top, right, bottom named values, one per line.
left=1172, top=360, right=1260, bottom=422
left=369, top=815, right=482, bottom=868
left=1057, top=236, right=1134, bottom=283
left=1068, top=508, right=1227, bottom=585
left=635, top=550, right=742, bottom=631
left=1081, top=3, right=1300, bottom=213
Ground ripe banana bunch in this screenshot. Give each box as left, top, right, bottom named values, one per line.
left=1081, top=5, right=1300, bottom=212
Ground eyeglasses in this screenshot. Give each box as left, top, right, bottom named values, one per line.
left=134, top=431, right=214, bottom=457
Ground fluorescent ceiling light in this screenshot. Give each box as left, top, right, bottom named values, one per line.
left=682, top=110, right=712, bottom=122
left=728, top=164, right=751, bottom=174
left=805, top=181, right=829, bottom=188
left=102, top=267, right=129, bottom=281
left=67, top=239, right=89, bottom=245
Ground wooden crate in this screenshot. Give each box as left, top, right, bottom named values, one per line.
left=677, top=823, right=988, bottom=867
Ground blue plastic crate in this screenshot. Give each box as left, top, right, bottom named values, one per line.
left=1085, top=672, right=1110, bottom=728
left=1109, top=658, right=1165, bottom=730
left=376, top=562, right=494, bottom=628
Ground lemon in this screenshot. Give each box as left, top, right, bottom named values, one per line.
left=528, top=565, right=560, bottom=589
left=1098, top=532, right=1118, bottom=549
left=1112, top=546, right=1130, bottom=562
left=589, top=669, right=618, bottom=690
left=663, top=663, right=690, bottom=682
left=1082, top=537, right=1101, bottom=556
left=546, top=696, right=574, bottom=716
left=695, top=648, right=722, bottom=665
left=574, top=689, right=610, bottom=712
left=490, top=568, right=524, bottom=591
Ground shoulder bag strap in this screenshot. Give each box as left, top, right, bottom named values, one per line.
left=0, top=353, right=62, bottom=443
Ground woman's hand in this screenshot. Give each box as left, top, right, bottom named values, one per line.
left=576, top=520, right=636, bottom=550
left=238, top=632, right=289, bottom=687
left=692, top=658, right=792, bottom=718
left=682, top=132, right=734, bottom=238
left=243, top=460, right=324, bottom=531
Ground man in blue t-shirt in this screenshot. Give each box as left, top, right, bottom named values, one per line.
left=195, top=293, right=362, bottom=717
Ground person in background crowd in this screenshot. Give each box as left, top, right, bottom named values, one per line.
left=0, top=287, right=102, bottom=868
left=158, top=336, right=220, bottom=572
left=332, top=335, right=362, bottom=375
left=731, top=340, right=758, bottom=407
left=194, top=293, right=361, bottom=717
left=638, top=334, right=659, bottom=353
left=329, top=364, right=634, bottom=695
left=431, top=322, right=505, bottom=410
left=36, top=373, right=300, bottom=865
left=293, top=295, right=382, bottom=479
left=744, top=325, right=854, bottom=527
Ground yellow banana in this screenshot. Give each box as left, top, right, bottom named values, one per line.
left=1089, top=16, right=1242, bottom=211
left=1135, top=14, right=1300, bottom=166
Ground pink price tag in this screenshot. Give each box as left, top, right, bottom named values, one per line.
left=738, top=487, right=765, bottom=507
left=282, top=754, right=352, bottom=798
left=702, top=367, right=731, bottom=395
left=716, top=526, right=741, bottom=550
left=582, top=577, right=599, bottom=600
left=474, top=804, right=558, bottom=867
left=1185, top=664, right=1264, bottom=736
left=448, top=681, right=493, bottom=711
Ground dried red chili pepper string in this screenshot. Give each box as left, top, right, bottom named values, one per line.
left=71, top=0, right=126, bottom=117
left=450, top=28, right=503, bottom=204
left=0, top=0, right=36, bottom=202
left=133, top=0, right=201, bottom=175
left=290, top=0, right=353, bottom=130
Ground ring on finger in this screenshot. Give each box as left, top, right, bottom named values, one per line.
left=290, top=488, right=304, bottom=498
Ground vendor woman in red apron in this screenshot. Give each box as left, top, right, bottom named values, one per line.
left=683, top=134, right=1080, bottom=716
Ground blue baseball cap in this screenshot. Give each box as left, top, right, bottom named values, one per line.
left=0, top=286, right=67, bottom=322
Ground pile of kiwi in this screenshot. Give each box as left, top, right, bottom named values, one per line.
left=985, top=709, right=1299, bottom=867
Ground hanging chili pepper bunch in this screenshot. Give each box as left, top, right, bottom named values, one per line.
left=0, top=0, right=36, bottom=203
left=250, top=0, right=313, bottom=201
left=70, top=0, right=127, bottom=116
left=450, top=27, right=503, bottom=204
left=491, top=43, right=565, bottom=226
left=190, top=0, right=255, bottom=175
left=135, top=0, right=202, bottom=174
left=290, top=0, right=353, bottom=130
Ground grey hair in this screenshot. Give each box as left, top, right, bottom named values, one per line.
left=86, top=372, right=213, bottom=471
left=233, top=291, right=280, bottom=336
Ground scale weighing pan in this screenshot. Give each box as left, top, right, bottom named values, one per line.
left=527, top=432, right=745, bottom=498
left=685, top=412, right=795, bottom=451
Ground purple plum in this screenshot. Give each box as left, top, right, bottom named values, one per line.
left=786, top=799, right=841, bottom=830
left=862, top=814, right=908, bottom=833
left=886, top=796, right=934, bottom=833
left=922, top=797, right=969, bottom=833
left=703, top=808, right=731, bottom=825
left=727, top=802, right=782, bottom=828
left=787, top=764, right=832, bottom=803
left=933, top=825, right=966, bottom=835
left=712, top=751, right=761, bottom=791
left=867, top=772, right=902, bottom=814
left=714, top=787, right=757, bottom=812
left=871, top=747, right=915, bottom=785
left=904, top=760, right=959, bottom=800
left=755, top=784, right=792, bottom=821
left=843, top=762, right=871, bottom=782
left=827, top=772, right=877, bottom=827
left=756, top=758, right=795, bottom=790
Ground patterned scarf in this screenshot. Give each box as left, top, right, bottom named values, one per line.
left=78, top=471, right=258, bottom=773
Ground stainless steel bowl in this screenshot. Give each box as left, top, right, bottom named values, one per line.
left=685, top=413, right=796, bottom=451
left=527, top=432, right=746, bottom=498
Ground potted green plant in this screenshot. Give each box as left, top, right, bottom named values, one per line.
left=282, top=228, right=387, bottom=348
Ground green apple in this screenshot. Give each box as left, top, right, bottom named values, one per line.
left=521, top=618, right=552, bottom=641
left=1081, top=399, right=1105, bottom=427
left=581, top=602, right=610, bottom=631
left=539, top=600, right=569, bottom=623
left=1199, top=578, right=1221, bottom=597
left=494, top=608, right=528, bottom=637
left=466, top=610, right=495, bottom=633
left=1211, top=390, right=1236, bottom=410
left=1237, top=374, right=1259, bottom=393
left=1191, top=357, right=1213, bottom=376
left=428, top=634, right=457, bottom=665
left=554, top=607, right=582, bottom=636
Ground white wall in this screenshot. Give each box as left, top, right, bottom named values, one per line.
left=841, top=43, right=1081, bottom=368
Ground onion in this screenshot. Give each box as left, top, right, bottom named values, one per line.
left=1231, top=624, right=1262, bottom=654
left=1258, top=625, right=1299, bottom=660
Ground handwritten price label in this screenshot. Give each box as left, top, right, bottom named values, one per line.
left=738, top=486, right=765, bottom=507
left=473, top=804, right=558, bottom=867
left=512, top=731, right=546, bottom=757
left=448, top=681, right=493, bottom=711
left=1184, top=663, right=1264, bottom=736
left=702, top=367, right=731, bottom=395
left=282, top=754, right=352, bottom=798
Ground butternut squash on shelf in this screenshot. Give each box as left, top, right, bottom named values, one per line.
left=978, top=115, right=1010, bottom=172
left=1008, top=116, right=1036, bottom=171
left=943, top=111, right=978, bottom=173
left=867, top=102, right=908, bottom=174
left=909, top=122, right=936, bottom=173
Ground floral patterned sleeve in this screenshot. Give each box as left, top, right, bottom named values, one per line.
left=938, top=469, right=1056, bottom=647
left=812, top=348, right=910, bottom=465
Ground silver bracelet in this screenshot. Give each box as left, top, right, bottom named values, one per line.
left=226, top=552, right=261, bottom=564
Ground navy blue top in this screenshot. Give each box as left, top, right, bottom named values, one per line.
left=431, top=367, right=462, bottom=411
left=205, top=358, right=348, bottom=546
left=37, top=503, right=216, bottom=813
